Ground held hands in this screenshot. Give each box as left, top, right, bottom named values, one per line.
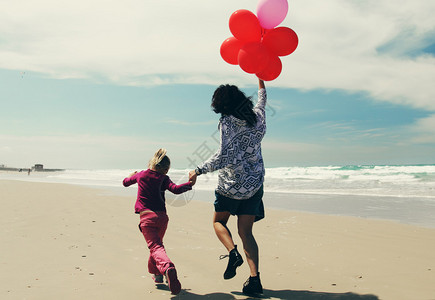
left=128, top=171, right=138, bottom=178
left=189, top=170, right=197, bottom=186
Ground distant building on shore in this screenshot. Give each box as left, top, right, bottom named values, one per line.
left=33, top=164, right=44, bottom=171
left=0, top=164, right=64, bottom=172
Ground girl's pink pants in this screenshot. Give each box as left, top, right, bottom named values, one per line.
left=139, top=211, right=175, bottom=275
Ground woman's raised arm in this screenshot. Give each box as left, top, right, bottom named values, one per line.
left=258, top=78, right=265, bottom=90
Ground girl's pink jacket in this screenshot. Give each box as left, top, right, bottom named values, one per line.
left=123, top=169, right=192, bottom=213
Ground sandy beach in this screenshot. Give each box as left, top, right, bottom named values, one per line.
left=1, top=179, right=435, bottom=300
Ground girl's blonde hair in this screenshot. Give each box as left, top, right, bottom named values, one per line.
left=148, top=148, right=171, bottom=172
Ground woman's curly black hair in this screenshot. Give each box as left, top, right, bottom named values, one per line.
left=211, top=84, right=257, bottom=127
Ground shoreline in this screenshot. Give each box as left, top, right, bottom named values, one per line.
left=2, top=173, right=435, bottom=229
left=0, top=167, right=65, bottom=172
left=1, top=180, right=435, bottom=299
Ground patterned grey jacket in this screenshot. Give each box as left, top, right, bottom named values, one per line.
left=197, top=88, right=267, bottom=200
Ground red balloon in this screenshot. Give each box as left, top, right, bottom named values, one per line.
left=220, top=37, right=245, bottom=65
left=229, top=10, right=262, bottom=42
left=238, top=42, right=270, bottom=74
left=262, top=27, right=299, bottom=56
left=256, top=55, right=282, bottom=81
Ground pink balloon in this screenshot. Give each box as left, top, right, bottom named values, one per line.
left=256, top=0, right=289, bottom=29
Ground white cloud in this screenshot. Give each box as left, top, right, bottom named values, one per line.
left=414, top=114, right=435, bottom=131
left=1, top=0, right=435, bottom=110
left=284, top=1, right=435, bottom=109
left=408, top=114, right=435, bottom=144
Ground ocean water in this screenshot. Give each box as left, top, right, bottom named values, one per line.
left=2, top=165, right=435, bottom=227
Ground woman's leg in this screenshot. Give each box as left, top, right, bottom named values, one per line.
left=237, top=215, right=258, bottom=277
left=213, top=211, right=235, bottom=251
left=214, top=211, right=244, bottom=279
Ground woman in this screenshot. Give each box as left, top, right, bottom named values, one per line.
left=189, top=78, right=267, bottom=296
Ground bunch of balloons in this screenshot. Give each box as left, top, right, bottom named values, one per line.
left=220, top=0, right=298, bottom=81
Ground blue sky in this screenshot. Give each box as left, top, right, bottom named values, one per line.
left=1, top=0, right=435, bottom=169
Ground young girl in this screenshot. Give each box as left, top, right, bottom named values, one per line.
left=123, top=148, right=193, bottom=295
